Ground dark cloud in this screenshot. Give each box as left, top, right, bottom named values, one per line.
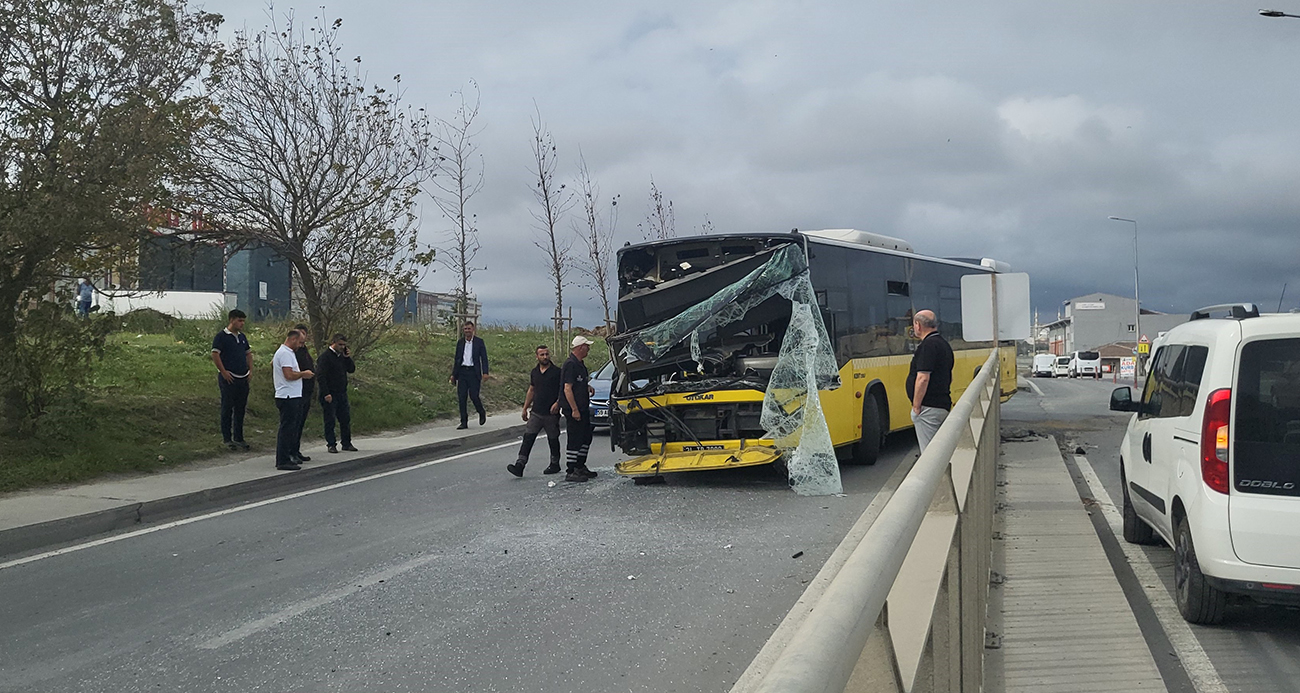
left=203, top=0, right=1300, bottom=326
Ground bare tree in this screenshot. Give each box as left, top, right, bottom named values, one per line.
left=528, top=110, right=573, bottom=346
left=696, top=214, right=716, bottom=236
left=187, top=13, right=435, bottom=353
left=0, top=0, right=220, bottom=429
left=573, top=154, right=619, bottom=333
left=638, top=177, right=676, bottom=241
left=429, top=83, right=484, bottom=321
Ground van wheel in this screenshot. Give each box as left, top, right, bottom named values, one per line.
left=1174, top=516, right=1227, bottom=625
left=851, top=393, right=885, bottom=465
left=1121, top=475, right=1157, bottom=545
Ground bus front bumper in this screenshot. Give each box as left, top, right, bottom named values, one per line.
left=615, top=446, right=783, bottom=477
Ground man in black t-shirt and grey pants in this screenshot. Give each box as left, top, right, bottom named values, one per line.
left=507, top=345, right=563, bottom=477
left=905, top=310, right=954, bottom=453
left=561, top=336, right=598, bottom=482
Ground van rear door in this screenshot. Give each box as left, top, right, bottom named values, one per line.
left=1230, top=337, right=1300, bottom=569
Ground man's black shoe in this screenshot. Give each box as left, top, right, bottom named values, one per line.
left=327, top=445, right=339, bottom=454
left=342, top=444, right=358, bottom=452
left=580, top=467, right=598, bottom=479
left=225, top=441, right=237, bottom=451
left=507, top=463, right=524, bottom=477
left=456, top=422, right=469, bottom=430
left=543, top=463, right=562, bottom=475
left=236, top=441, right=250, bottom=451
left=297, top=454, right=311, bottom=462
left=564, top=470, right=589, bottom=483
left=479, top=411, right=487, bottom=426
left=276, top=463, right=302, bottom=471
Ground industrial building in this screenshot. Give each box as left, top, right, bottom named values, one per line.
left=1042, top=292, right=1188, bottom=356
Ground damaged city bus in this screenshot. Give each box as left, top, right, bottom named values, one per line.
left=608, top=229, right=1017, bottom=482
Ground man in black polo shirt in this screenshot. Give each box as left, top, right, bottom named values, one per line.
left=561, top=335, right=598, bottom=482
left=906, top=310, right=954, bottom=453
left=211, top=309, right=253, bottom=451
left=506, top=345, right=563, bottom=477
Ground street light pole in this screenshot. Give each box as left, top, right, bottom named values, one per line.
left=1109, top=216, right=1142, bottom=380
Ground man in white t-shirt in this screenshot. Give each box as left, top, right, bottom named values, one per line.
left=272, top=329, right=314, bottom=470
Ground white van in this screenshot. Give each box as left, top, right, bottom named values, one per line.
left=1109, top=303, right=1300, bottom=623
left=1032, top=353, right=1056, bottom=377
left=1053, top=356, right=1070, bottom=377
left=1069, top=350, right=1102, bottom=379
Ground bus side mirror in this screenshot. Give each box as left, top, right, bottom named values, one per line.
left=1110, top=387, right=1138, bottom=412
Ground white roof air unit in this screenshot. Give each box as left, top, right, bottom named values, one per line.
left=802, top=228, right=913, bottom=253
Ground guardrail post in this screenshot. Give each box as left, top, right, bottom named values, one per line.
left=845, top=608, right=903, bottom=692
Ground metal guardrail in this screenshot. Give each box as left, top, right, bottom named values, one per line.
left=745, top=350, right=1000, bottom=693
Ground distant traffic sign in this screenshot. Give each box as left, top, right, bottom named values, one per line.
left=1120, top=357, right=1136, bottom=379
left=1137, top=342, right=1150, bottom=354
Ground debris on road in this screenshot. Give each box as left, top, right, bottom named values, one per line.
left=791, top=551, right=804, bottom=559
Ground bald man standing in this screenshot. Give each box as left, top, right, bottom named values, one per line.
left=906, top=310, right=954, bottom=453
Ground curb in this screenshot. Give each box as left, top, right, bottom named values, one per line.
left=0, top=424, right=525, bottom=560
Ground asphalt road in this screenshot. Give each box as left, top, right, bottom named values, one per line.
left=0, top=427, right=915, bottom=693
left=1007, top=373, right=1300, bottom=693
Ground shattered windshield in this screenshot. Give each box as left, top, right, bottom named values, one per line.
left=611, top=242, right=844, bottom=495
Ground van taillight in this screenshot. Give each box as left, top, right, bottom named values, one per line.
left=1201, top=388, right=1231, bottom=494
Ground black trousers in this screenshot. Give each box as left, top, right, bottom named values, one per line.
left=564, top=407, right=593, bottom=471
left=275, top=397, right=303, bottom=465
left=218, top=375, right=250, bottom=443
left=456, top=366, right=484, bottom=424
left=321, top=392, right=352, bottom=447
left=516, top=412, right=560, bottom=466
left=294, top=386, right=314, bottom=456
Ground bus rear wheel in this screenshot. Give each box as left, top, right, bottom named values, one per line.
left=850, top=392, right=886, bottom=465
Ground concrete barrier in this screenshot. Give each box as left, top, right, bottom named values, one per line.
left=737, top=350, right=1000, bottom=693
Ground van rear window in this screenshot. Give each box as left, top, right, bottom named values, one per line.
left=1079, top=351, right=1099, bottom=360
left=1234, top=338, right=1300, bottom=497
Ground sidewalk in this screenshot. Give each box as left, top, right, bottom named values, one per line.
left=0, top=415, right=524, bottom=557
left=988, top=435, right=1167, bottom=692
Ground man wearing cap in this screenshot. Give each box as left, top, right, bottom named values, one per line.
left=561, top=335, right=599, bottom=482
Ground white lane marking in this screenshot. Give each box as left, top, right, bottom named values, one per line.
left=197, top=553, right=442, bottom=649
left=1074, top=455, right=1230, bottom=693
left=1025, top=378, right=1045, bottom=396
left=0, top=441, right=517, bottom=572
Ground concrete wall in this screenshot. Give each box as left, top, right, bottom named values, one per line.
left=97, top=290, right=236, bottom=319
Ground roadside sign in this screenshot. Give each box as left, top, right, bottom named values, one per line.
left=1137, top=342, right=1150, bottom=354
left=1120, top=357, right=1135, bottom=379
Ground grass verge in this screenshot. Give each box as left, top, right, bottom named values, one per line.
left=0, top=320, right=607, bottom=493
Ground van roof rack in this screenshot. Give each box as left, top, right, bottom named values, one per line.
left=1190, top=303, right=1260, bottom=321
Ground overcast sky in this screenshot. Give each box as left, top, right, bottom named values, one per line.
left=201, top=0, right=1300, bottom=327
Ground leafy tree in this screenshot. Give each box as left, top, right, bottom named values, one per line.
left=0, top=0, right=221, bottom=430
left=187, top=12, right=436, bottom=354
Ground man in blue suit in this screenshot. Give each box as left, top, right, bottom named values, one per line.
left=450, top=320, right=489, bottom=429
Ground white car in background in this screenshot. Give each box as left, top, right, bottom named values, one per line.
left=1053, top=356, right=1070, bottom=377
left=1110, top=303, right=1300, bottom=624
left=1069, top=350, right=1102, bottom=379
left=1032, top=353, right=1056, bottom=377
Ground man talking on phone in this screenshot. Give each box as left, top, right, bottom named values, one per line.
left=316, top=333, right=357, bottom=454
